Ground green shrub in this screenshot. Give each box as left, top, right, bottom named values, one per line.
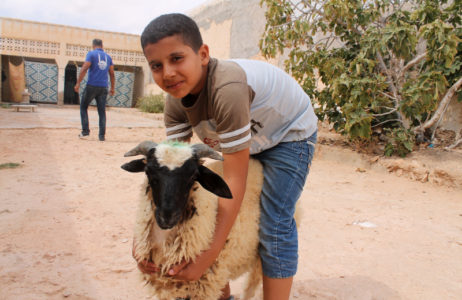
left=384, top=128, right=415, bottom=157
left=136, top=93, right=165, bottom=113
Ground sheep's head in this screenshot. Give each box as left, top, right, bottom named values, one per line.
left=121, top=141, right=232, bottom=230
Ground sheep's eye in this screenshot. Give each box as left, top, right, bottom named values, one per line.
left=188, top=172, right=198, bottom=183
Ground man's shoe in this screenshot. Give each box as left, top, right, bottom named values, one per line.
left=79, top=133, right=89, bottom=139
left=99, top=136, right=105, bottom=141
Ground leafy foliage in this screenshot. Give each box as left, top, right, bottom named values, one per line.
left=260, top=0, right=462, bottom=155
left=384, top=127, right=415, bottom=157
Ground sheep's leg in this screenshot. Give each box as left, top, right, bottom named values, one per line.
left=242, top=259, right=262, bottom=300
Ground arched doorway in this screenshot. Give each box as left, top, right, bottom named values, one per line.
left=64, top=63, right=79, bottom=104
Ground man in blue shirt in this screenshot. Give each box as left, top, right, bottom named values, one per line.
left=75, top=39, right=115, bottom=141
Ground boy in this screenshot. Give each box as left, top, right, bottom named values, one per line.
left=134, top=13, right=317, bottom=300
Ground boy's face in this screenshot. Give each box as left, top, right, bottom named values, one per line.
left=144, top=35, right=209, bottom=98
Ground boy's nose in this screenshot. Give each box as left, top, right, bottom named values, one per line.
left=163, top=64, right=176, bottom=79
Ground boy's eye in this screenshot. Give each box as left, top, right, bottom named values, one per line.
left=172, top=56, right=183, bottom=62
left=151, top=63, right=162, bottom=71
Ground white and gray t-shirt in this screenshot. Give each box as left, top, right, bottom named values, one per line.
left=164, top=58, right=318, bottom=155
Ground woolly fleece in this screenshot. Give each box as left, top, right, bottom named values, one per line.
left=133, top=158, right=264, bottom=300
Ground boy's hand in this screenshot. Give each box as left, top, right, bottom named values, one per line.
left=168, top=246, right=220, bottom=281
left=132, top=239, right=159, bottom=274
left=137, top=259, right=159, bottom=274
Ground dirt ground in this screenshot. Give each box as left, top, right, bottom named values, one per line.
left=0, top=105, right=461, bottom=300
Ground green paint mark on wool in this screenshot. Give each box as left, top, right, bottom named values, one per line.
left=161, top=140, right=189, bottom=148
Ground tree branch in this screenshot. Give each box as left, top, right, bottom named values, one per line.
left=374, top=105, right=399, bottom=110
left=376, top=52, right=401, bottom=109
left=418, top=76, right=462, bottom=131
left=430, top=93, right=452, bottom=141
left=399, top=52, right=427, bottom=78
left=372, top=118, right=403, bottom=128
left=378, top=91, right=399, bottom=101
left=445, top=137, right=462, bottom=150
left=372, top=108, right=398, bottom=117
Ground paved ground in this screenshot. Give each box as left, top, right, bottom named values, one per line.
left=1, top=103, right=461, bottom=300
left=0, top=104, right=163, bottom=130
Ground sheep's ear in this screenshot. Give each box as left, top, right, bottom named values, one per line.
left=197, top=165, right=233, bottom=199
left=121, top=159, right=146, bottom=173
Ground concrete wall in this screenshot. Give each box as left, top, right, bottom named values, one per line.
left=191, top=0, right=265, bottom=59
left=440, top=99, right=462, bottom=141
left=0, top=17, right=150, bottom=106
left=145, top=0, right=278, bottom=95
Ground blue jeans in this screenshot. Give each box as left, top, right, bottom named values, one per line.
left=252, top=131, right=317, bottom=278
left=80, top=84, right=108, bottom=138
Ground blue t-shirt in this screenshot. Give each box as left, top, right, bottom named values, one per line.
left=85, top=48, right=113, bottom=87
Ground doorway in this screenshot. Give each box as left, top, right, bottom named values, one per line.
left=64, top=64, right=79, bottom=104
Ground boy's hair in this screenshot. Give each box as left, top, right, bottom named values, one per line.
left=92, top=39, right=103, bottom=47
left=141, top=13, right=203, bottom=52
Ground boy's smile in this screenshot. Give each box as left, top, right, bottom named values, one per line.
left=144, top=35, right=209, bottom=99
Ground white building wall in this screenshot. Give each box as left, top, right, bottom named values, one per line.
left=0, top=17, right=150, bottom=106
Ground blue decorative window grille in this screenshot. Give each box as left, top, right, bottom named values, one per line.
left=25, top=61, right=58, bottom=103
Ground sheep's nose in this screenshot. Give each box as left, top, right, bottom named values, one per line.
left=155, top=210, right=180, bottom=230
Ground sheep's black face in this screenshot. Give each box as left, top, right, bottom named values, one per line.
left=121, top=143, right=232, bottom=230
left=145, top=158, right=199, bottom=230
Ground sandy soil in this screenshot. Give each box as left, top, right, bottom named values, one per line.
left=0, top=105, right=461, bottom=300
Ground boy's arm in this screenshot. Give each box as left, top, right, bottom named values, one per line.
left=168, top=147, right=250, bottom=281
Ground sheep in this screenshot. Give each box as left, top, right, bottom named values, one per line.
left=121, top=140, right=264, bottom=300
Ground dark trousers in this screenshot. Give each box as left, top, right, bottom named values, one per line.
left=80, top=85, right=108, bottom=138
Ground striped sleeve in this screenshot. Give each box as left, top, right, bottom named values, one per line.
left=164, top=96, right=193, bottom=142
left=214, top=82, right=253, bottom=153
left=219, top=124, right=251, bottom=150
left=166, top=123, right=193, bottom=141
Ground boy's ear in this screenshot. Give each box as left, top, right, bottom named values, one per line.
left=198, top=44, right=210, bottom=66
left=197, top=165, right=232, bottom=199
